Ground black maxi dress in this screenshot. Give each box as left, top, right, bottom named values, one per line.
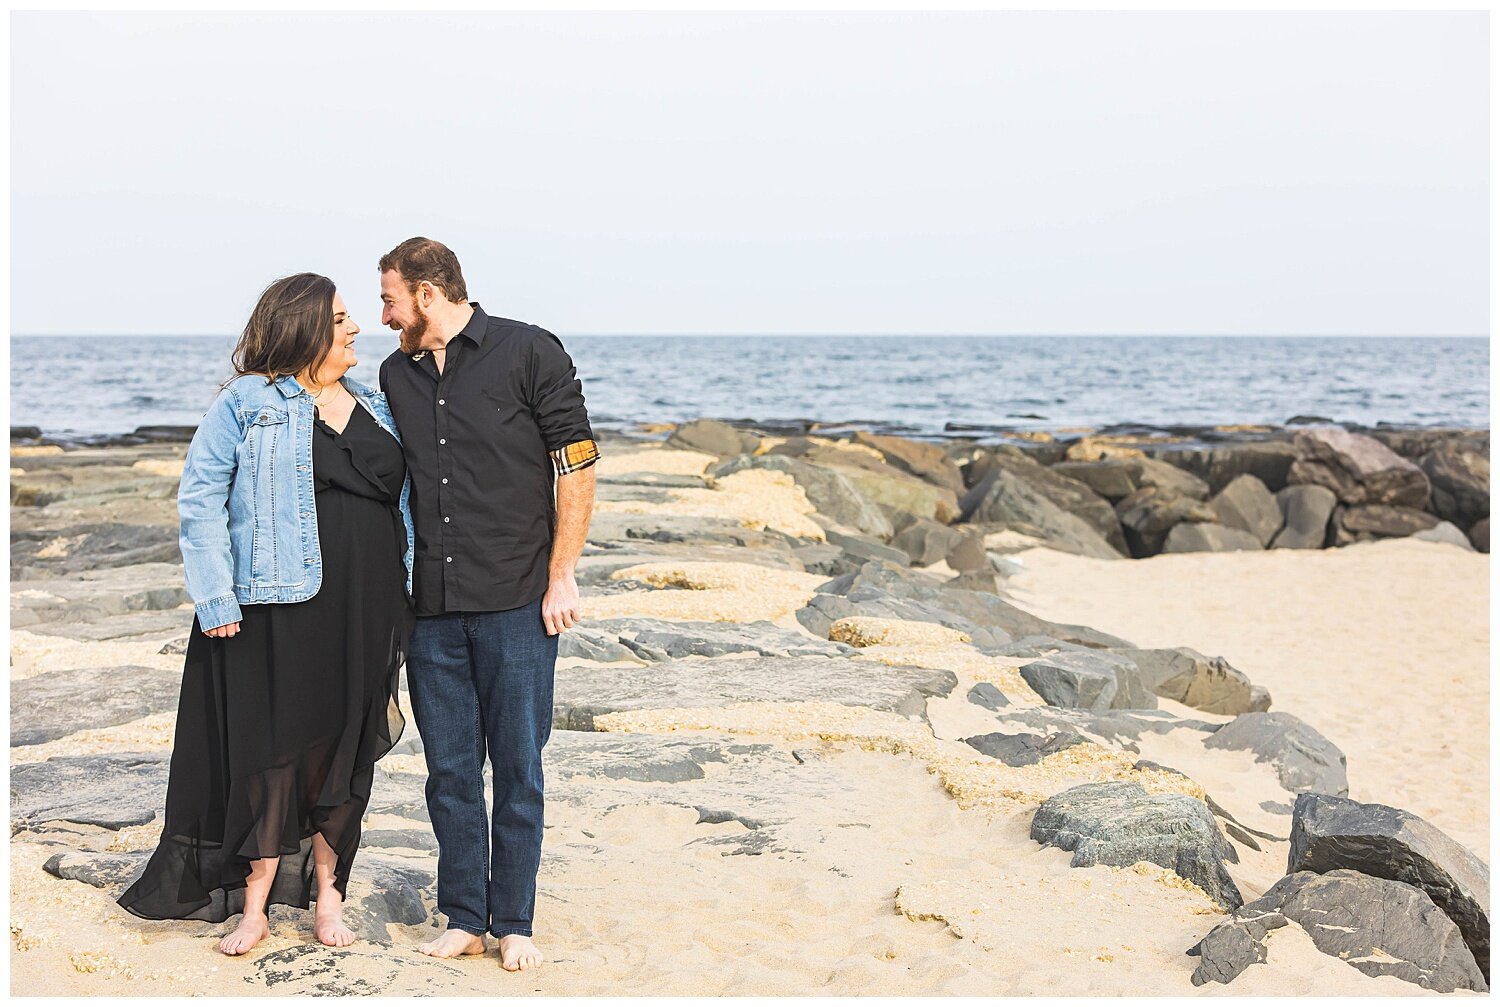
left=118, top=404, right=413, bottom=922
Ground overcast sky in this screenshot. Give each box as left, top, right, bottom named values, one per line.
left=10, top=11, right=1487, bottom=336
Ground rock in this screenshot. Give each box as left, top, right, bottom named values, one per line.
left=1411, top=521, right=1477, bottom=550
left=709, top=454, right=893, bottom=539
left=1202, top=712, right=1347, bottom=795
left=1270, top=484, right=1338, bottom=549
left=10, top=754, right=168, bottom=830
left=947, top=569, right=1000, bottom=594
left=1288, top=428, right=1431, bottom=507
left=943, top=530, right=988, bottom=572
left=790, top=542, right=851, bottom=576
left=1111, top=646, right=1270, bottom=715
left=1051, top=456, right=1211, bottom=503
left=966, top=682, right=1010, bottom=710
left=1031, top=781, right=1242, bottom=911
left=1161, top=521, right=1264, bottom=553
left=1146, top=441, right=1301, bottom=494
left=1419, top=445, right=1490, bottom=528
left=558, top=627, right=644, bottom=663
left=1019, top=655, right=1117, bottom=711
left=963, top=729, right=1087, bottom=766
left=829, top=461, right=962, bottom=525
left=891, top=517, right=966, bottom=566
left=1338, top=503, right=1441, bottom=538
left=586, top=618, right=854, bottom=661
left=1208, top=474, right=1283, bottom=546
left=1188, top=870, right=1486, bottom=992
left=341, top=859, right=438, bottom=939
left=823, top=527, right=911, bottom=566
left=961, top=469, right=1123, bottom=560
left=9, top=562, right=191, bottom=629
left=553, top=654, right=957, bottom=730
left=43, top=850, right=151, bottom=891
left=1288, top=792, right=1490, bottom=980
left=1366, top=427, right=1488, bottom=462
left=361, top=829, right=440, bottom=851
left=11, top=665, right=182, bottom=746
left=667, top=419, right=761, bottom=457
left=802, top=560, right=1133, bottom=650
left=1062, top=437, right=1145, bottom=462
left=851, top=431, right=965, bottom=493
left=1469, top=518, right=1489, bottom=553
left=10, top=523, right=180, bottom=574
left=1115, top=487, right=1217, bottom=557
left=961, top=453, right=1127, bottom=553
left=11, top=425, right=43, bottom=440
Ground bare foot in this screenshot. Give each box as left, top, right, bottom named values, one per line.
left=499, top=934, right=544, bottom=972
left=418, top=928, right=486, bottom=959
left=313, top=890, right=355, bottom=948
left=218, top=913, right=269, bottom=956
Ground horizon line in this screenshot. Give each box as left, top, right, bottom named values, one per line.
left=10, top=331, right=1491, bottom=340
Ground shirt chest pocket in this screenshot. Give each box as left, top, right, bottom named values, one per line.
left=240, top=406, right=290, bottom=471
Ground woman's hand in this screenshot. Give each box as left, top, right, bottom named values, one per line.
left=204, top=621, right=242, bottom=638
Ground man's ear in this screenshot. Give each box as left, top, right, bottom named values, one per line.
left=417, top=280, right=434, bottom=308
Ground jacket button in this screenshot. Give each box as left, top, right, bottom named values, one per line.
left=259, top=414, right=268, bottom=422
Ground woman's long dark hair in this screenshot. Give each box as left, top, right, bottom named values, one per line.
left=233, top=273, right=338, bottom=383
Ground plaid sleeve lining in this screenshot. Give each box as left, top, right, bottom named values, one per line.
left=550, top=438, right=600, bottom=476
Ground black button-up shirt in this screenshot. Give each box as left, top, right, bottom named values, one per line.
left=379, top=303, right=597, bottom=616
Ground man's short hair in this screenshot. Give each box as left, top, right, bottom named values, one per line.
left=379, top=236, right=469, bottom=303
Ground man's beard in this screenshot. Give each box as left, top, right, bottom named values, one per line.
left=398, top=304, right=431, bottom=355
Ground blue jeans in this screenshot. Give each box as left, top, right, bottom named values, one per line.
left=406, top=599, right=557, bottom=938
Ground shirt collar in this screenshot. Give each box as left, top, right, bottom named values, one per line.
left=409, top=301, right=487, bottom=360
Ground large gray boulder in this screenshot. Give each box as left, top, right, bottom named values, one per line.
left=1018, top=650, right=1155, bottom=711
left=1111, top=646, right=1270, bottom=715
left=1146, top=441, right=1301, bottom=494
left=1419, top=445, right=1490, bottom=529
left=1030, top=781, right=1243, bottom=911
left=709, top=454, right=893, bottom=539
left=1208, top=474, right=1283, bottom=547
left=1188, top=869, right=1486, bottom=992
left=1202, top=712, right=1348, bottom=795
left=1050, top=456, right=1210, bottom=503
left=667, top=419, right=761, bottom=456
left=963, top=469, right=1123, bottom=560
left=961, top=453, right=1127, bottom=553
left=1270, top=484, right=1337, bottom=549
left=1288, top=427, right=1431, bottom=508
left=1115, top=486, right=1216, bottom=557
left=1161, top=521, right=1264, bottom=554
left=1288, top=792, right=1490, bottom=981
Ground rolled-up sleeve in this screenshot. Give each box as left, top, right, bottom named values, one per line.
left=527, top=329, right=598, bottom=474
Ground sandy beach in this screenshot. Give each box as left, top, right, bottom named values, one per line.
left=8, top=423, right=1490, bottom=996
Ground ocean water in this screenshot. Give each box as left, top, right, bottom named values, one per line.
left=8, top=334, right=1489, bottom=441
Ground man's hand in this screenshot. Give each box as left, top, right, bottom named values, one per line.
left=541, top=570, right=580, bottom=636
left=204, top=621, right=241, bottom=638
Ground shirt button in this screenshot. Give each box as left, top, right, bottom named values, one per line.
left=439, top=438, right=446, bottom=445
left=441, top=477, right=449, bottom=484
left=444, top=516, right=451, bottom=523
left=438, top=399, right=446, bottom=406
left=445, top=556, right=453, bottom=563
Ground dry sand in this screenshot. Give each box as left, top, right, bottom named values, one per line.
left=1007, top=536, right=1491, bottom=859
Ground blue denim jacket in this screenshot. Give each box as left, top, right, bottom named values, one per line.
left=178, top=372, right=415, bottom=630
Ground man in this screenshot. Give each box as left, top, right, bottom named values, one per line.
left=376, top=237, right=598, bottom=972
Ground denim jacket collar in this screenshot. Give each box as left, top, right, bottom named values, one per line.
left=270, top=372, right=380, bottom=402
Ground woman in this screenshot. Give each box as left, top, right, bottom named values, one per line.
left=117, top=273, right=415, bottom=957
